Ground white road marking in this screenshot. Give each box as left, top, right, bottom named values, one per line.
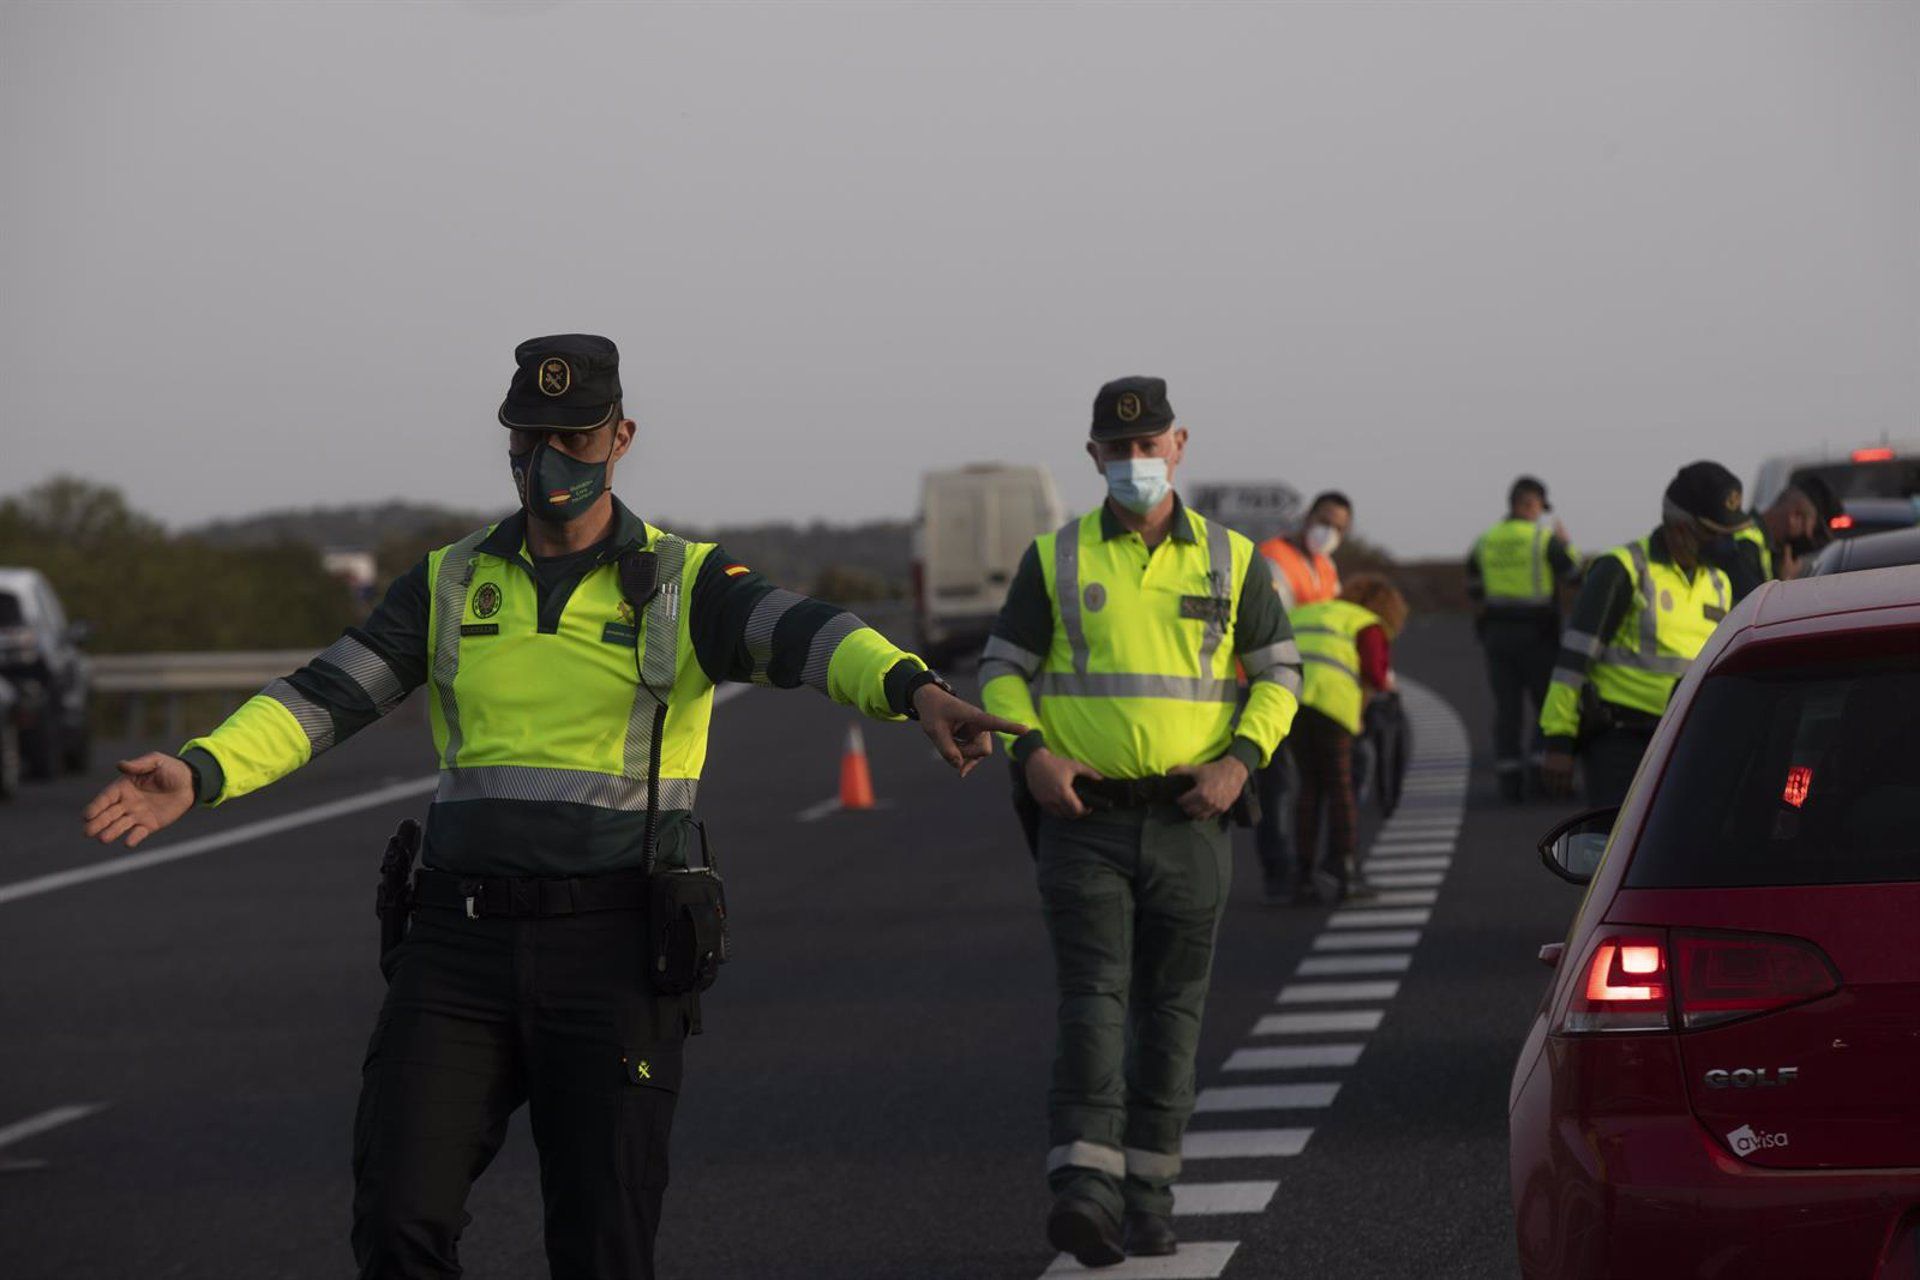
left=1182, top=1128, right=1313, bottom=1159
left=1224, top=1043, right=1365, bottom=1071
left=1361, top=856, right=1452, bottom=872
left=1277, top=980, right=1400, bottom=1003
left=1253, top=1009, right=1383, bottom=1036
left=1044, top=1242, right=1239, bottom=1277
left=1368, top=890, right=1438, bottom=907
left=0, top=1103, right=106, bottom=1152
left=1326, top=908, right=1431, bottom=928
left=796, top=795, right=894, bottom=822
left=1296, top=953, right=1411, bottom=976
left=1195, top=1083, right=1340, bottom=1112
left=1366, top=872, right=1443, bottom=888
left=1172, top=1181, right=1279, bottom=1216
left=0, top=685, right=760, bottom=908
left=1313, top=929, right=1420, bottom=950
left=1366, top=840, right=1455, bottom=854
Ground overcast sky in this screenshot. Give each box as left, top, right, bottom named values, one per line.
left=3, top=0, right=1914, bottom=557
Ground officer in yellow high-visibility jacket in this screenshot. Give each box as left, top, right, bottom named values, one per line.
left=80, top=334, right=1023, bottom=1280
left=979, top=376, right=1301, bottom=1268
left=1540, top=461, right=1747, bottom=807
left=1466, top=476, right=1581, bottom=801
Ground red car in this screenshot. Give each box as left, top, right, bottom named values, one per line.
left=1510, top=566, right=1920, bottom=1279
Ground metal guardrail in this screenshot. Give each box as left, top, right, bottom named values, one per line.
left=91, top=651, right=318, bottom=694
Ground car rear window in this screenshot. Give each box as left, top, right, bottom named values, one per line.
left=0, top=591, right=23, bottom=626
left=1628, top=656, right=1920, bottom=888
left=1794, top=460, right=1920, bottom=501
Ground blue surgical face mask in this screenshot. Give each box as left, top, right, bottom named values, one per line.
left=1104, top=457, right=1172, bottom=515
left=510, top=433, right=612, bottom=524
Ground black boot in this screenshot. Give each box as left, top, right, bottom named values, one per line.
left=1123, top=1210, right=1178, bottom=1257
left=1047, top=1197, right=1125, bottom=1268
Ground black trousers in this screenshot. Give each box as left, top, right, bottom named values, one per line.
left=1251, top=748, right=1298, bottom=888
left=1580, top=725, right=1657, bottom=809
left=352, top=902, right=686, bottom=1280
left=1480, top=617, right=1558, bottom=779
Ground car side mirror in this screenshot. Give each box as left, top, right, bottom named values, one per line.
left=1538, top=807, right=1619, bottom=885
left=67, top=620, right=93, bottom=647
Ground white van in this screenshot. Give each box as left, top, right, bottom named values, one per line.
left=912, top=465, right=1063, bottom=664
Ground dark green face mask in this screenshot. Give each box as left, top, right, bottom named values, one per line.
left=510, top=434, right=612, bottom=524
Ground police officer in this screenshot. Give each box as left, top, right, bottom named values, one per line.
left=1711, top=475, right=1838, bottom=600
left=1250, top=490, right=1349, bottom=898
left=1539, top=461, right=1746, bottom=808
left=978, top=377, right=1301, bottom=1267
left=79, top=334, right=1024, bottom=1280
left=1466, top=476, right=1581, bottom=802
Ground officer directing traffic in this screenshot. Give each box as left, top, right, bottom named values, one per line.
left=1539, top=461, right=1745, bottom=807
left=979, top=377, right=1301, bottom=1267
left=79, top=334, right=1024, bottom=1280
left=1467, top=476, right=1581, bottom=802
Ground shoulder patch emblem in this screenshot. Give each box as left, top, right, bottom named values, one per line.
left=723, top=563, right=750, bottom=577
left=472, top=582, right=503, bottom=619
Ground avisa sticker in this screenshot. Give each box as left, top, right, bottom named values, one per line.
left=1726, top=1124, right=1789, bottom=1157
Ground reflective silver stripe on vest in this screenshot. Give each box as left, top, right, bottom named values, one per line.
left=1046, top=1140, right=1125, bottom=1178
left=1251, top=665, right=1304, bottom=697
left=432, top=528, right=491, bottom=769
left=436, top=765, right=700, bottom=812
left=981, top=635, right=1043, bottom=678
left=1597, top=542, right=1694, bottom=676
left=1561, top=629, right=1604, bottom=658
left=1052, top=517, right=1090, bottom=676
left=978, top=659, right=1028, bottom=686
left=1291, top=624, right=1341, bottom=639
left=744, top=587, right=805, bottom=686
left=802, top=610, right=865, bottom=696
left=1033, top=672, right=1239, bottom=703
left=1196, top=517, right=1233, bottom=670
left=263, top=677, right=335, bottom=755
left=315, top=633, right=404, bottom=711
left=1596, top=648, right=1693, bottom=676
left=624, top=535, right=686, bottom=779
left=1239, top=639, right=1301, bottom=677
left=1301, top=651, right=1360, bottom=681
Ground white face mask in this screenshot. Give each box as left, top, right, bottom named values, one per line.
left=1303, top=522, right=1342, bottom=557
left=1104, top=457, right=1172, bottom=516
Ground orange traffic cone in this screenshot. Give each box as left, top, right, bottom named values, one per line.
left=838, top=722, right=876, bottom=811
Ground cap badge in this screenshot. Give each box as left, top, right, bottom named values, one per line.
left=537, top=357, right=572, bottom=397
left=1725, top=489, right=1742, bottom=512
left=1115, top=391, right=1143, bottom=424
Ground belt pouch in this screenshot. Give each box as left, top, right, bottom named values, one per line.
left=648, top=821, right=729, bottom=997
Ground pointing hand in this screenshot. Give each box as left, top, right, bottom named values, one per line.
left=912, top=684, right=1028, bottom=779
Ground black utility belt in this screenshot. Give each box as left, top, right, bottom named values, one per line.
left=1073, top=775, right=1195, bottom=810
left=413, top=867, right=652, bottom=919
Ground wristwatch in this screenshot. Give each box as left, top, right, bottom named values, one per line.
left=902, top=668, right=955, bottom=719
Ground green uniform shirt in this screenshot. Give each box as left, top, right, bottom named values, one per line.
left=181, top=498, right=927, bottom=875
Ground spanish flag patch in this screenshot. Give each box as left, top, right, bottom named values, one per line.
left=723, top=563, right=750, bottom=577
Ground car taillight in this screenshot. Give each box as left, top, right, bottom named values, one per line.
left=1673, top=931, right=1839, bottom=1030
left=1830, top=513, right=1856, bottom=531
left=1558, top=934, right=1673, bottom=1033
left=1851, top=446, right=1895, bottom=463
left=1782, top=765, right=1813, bottom=808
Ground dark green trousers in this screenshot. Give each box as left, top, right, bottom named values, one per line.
left=1037, top=804, right=1231, bottom=1219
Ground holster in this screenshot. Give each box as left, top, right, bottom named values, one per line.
left=1575, top=682, right=1617, bottom=751
left=648, top=820, right=729, bottom=1033
left=375, top=818, right=421, bottom=977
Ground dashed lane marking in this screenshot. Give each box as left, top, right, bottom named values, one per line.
left=1044, top=1242, right=1240, bottom=1277
left=1365, top=840, right=1455, bottom=854
left=1313, top=929, right=1420, bottom=950
left=0, top=1103, right=107, bottom=1171
left=1194, top=1083, right=1341, bottom=1112
left=1361, top=856, right=1451, bottom=871
left=1366, top=889, right=1437, bottom=906
left=1325, top=908, right=1431, bottom=928
left=1296, top=953, right=1411, bottom=976
left=1367, top=872, right=1443, bottom=888
left=1277, top=980, right=1400, bottom=1004
left=1182, top=1129, right=1313, bottom=1159
left=1253, top=1010, right=1384, bottom=1036
left=1224, top=1043, right=1366, bottom=1071
left=1171, top=1181, right=1279, bottom=1216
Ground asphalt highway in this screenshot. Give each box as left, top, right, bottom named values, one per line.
left=0, top=615, right=1586, bottom=1279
